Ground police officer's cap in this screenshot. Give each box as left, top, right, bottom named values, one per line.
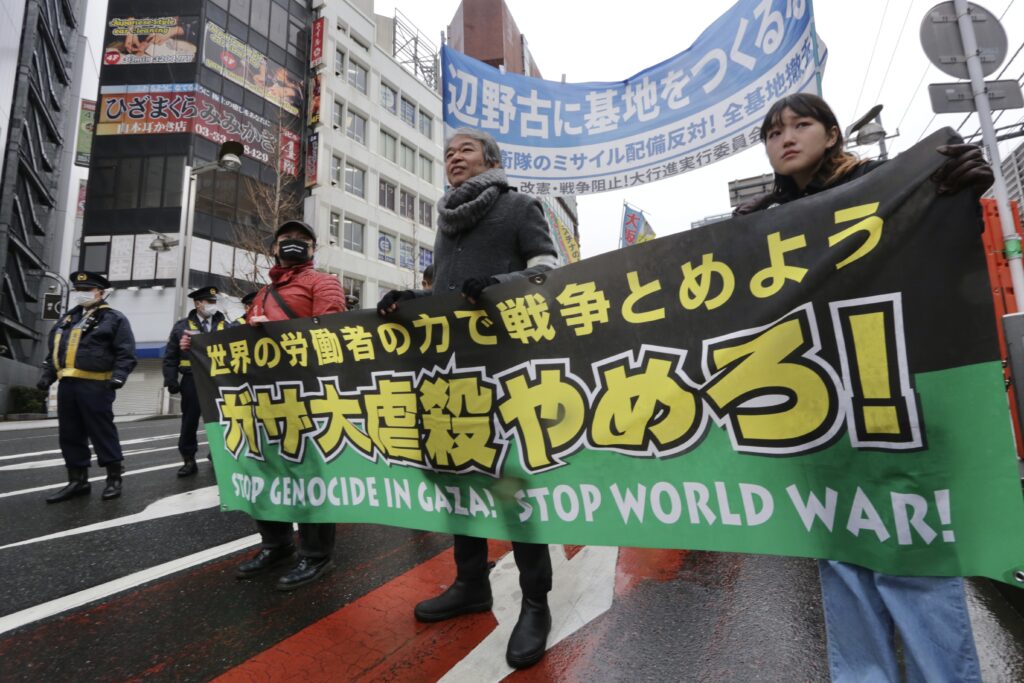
left=241, top=291, right=258, bottom=306
left=188, top=286, right=219, bottom=301
left=274, top=220, right=317, bottom=243
left=70, top=271, right=110, bottom=290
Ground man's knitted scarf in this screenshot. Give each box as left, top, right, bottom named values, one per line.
left=436, top=168, right=508, bottom=236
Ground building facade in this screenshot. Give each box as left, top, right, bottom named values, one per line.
left=304, top=0, right=442, bottom=307
left=78, top=0, right=312, bottom=414
left=0, top=0, right=89, bottom=413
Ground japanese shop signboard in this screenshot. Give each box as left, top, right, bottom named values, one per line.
left=74, top=99, right=95, bottom=167
left=442, top=0, right=819, bottom=195
left=102, top=15, right=200, bottom=66
left=308, top=73, right=322, bottom=127
left=202, top=21, right=302, bottom=116
left=96, top=84, right=196, bottom=135
left=310, top=17, right=325, bottom=68
left=305, top=132, right=319, bottom=188
left=96, top=84, right=299, bottom=174
left=192, top=131, right=1024, bottom=585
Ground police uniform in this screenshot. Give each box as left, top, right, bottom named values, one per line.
left=163, top=286, right=231, bottom=476
left=237, top=290, right=258, bottom=324
left=39, top=271, right=137, bottom=503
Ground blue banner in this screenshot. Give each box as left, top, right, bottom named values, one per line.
left=442, top=0, right=820, bottom=196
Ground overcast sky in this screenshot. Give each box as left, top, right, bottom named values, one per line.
left=79, top=0, right=1024, bottom=258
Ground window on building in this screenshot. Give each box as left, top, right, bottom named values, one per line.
left=81, top=242, right=110, bottom=274
left=331, top=155, right=342, bottom=185
left=379, top=179, right=395, bottom=210
left=342, top=275, right=363, bottom=306
left=378, top=129, right=397, bottom=162
left=345, top=163, right=365, bottom=197
left=399, top=239, right=415, bottom=269
left=351, top=32, right=369, bottom=51
left=380, top=82, right=397, bottom=114
left=334, top=48, right=345, bottom=74
left=329, top=212, right=341, bottom=241
left=140, top=157, right=166, bottom=208
left=419, top=246, right=434, bottom=270
left=343, top=218, right=364, bottom=252
left=400, top=97, right=415, bottom=127
left=347, top=60, right=367, bottom=94
left=400, top=143, right=416, bottom=173
left=114, top=158, right=142, bottom=209
left=377, top=231, right=396, bottom=264
left=419, top=112, right=432, bottom=139
left=419, top=198, right=433, bottom=227
left=333, top=99, right=344, bottom=129
left=346, top=110, right=366, bottom=144
left=400, top=190, right=415, bottom=219
left=418, top=154, right=433, bottom=183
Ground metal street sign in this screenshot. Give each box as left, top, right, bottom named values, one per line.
left=928, top=80, right=1024, bottom=113
left=42, top=293, right=63, bottom=320
left=920, top=1, right=1007, bottom=78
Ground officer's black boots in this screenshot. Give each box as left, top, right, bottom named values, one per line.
left=46, top=467, right=91, bottom=503
left=177, top=455, right=198, bottom=477
left=101, top=463, right=123, bottom=500
left=505, top=596, right=552, bottom=669
left=413, top=579, right=494, bottom=622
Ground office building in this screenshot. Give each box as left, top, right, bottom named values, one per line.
left=0, top=0, right=89, bottom=412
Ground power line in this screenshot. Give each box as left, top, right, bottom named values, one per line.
left=868, top=0, right=915, bottom=109
left=852, top=0, right=892, bottom=117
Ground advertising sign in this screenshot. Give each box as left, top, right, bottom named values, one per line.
left=96, top=84, right=299, bottom=174
left=96, top=84, right=196, bottom=136
left=305, top=132, right=319, bottom=188
left=442, top=0, right=819, bottom=195
left=310, top=17, right=325, bottom=68
left=202, top=21, right=302, bottom=116
left=102, top=16, right=199, bottom=66
left=74, top=100, right=95, bottom=167
left=308, top=73, right=322, bottom=127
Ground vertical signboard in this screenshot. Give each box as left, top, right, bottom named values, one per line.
left=305, top=132, right=319, bottom=188
left=75, top=99, right=95, bottom=167
left=310, top=17, right=325, bottom=68
left=308, top=72, right=322, bottom=127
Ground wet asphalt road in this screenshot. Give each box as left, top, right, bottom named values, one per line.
left=0, top=417, right=1022, bottom=681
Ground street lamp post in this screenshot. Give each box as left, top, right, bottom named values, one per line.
left=151, top=141, right=244, bottom=319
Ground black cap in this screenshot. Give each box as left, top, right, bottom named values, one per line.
left=70, top=271, right=111, bottom=290
left=241, top=291, right=258, bottom=306
left=188, top=286, right=220, bottom=301
left=273, top=219, right=317, bottom=243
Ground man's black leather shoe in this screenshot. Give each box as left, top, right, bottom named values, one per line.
left=101, top=464, right=123, bottom=500
left=177, top=457, right=198, bottom=477
left=235, top=547, right=296, bottom=579
left=414, top=579, right=493, bottom=622
left=46, top=468, right=91, bottom=503
left=276, top=556, right=334, bottom=591
left=506, top=597, right=551, bottom=669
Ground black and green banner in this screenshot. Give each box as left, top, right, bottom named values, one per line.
left=193, top=129, right=1024, bottom=585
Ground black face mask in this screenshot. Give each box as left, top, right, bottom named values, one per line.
left=278, top=239, right=311, bottom=263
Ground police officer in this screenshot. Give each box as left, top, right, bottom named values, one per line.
left=237, top=291, right=258, bottom=324
left=38, top=271, right=137, bottom=503
left=163, top=286, right=231, bottom=477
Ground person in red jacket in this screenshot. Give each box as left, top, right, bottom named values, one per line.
left=182, top=220, right=346, bottom=590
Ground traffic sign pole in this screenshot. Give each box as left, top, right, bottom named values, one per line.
left=953, top=0, right=1024, bottom=310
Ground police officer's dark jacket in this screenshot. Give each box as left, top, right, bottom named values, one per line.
left=163, top=309, right=231, bottom=383
left=40, top=304, right=137, bottom=385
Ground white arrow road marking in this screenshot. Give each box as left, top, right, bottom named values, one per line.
left=0, top=486, right=222, bottom=550
left=0, top=433, right=181, bottom=461
left=0, top=534, right=260, bottom=636
left=0, top=462, right=202, bottom=499
left=438, top=544, right=618, bottom=682
left=0, top=440, right=209, bottom=471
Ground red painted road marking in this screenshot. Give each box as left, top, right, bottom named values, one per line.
left=217, top=545, right=689, bottom=682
